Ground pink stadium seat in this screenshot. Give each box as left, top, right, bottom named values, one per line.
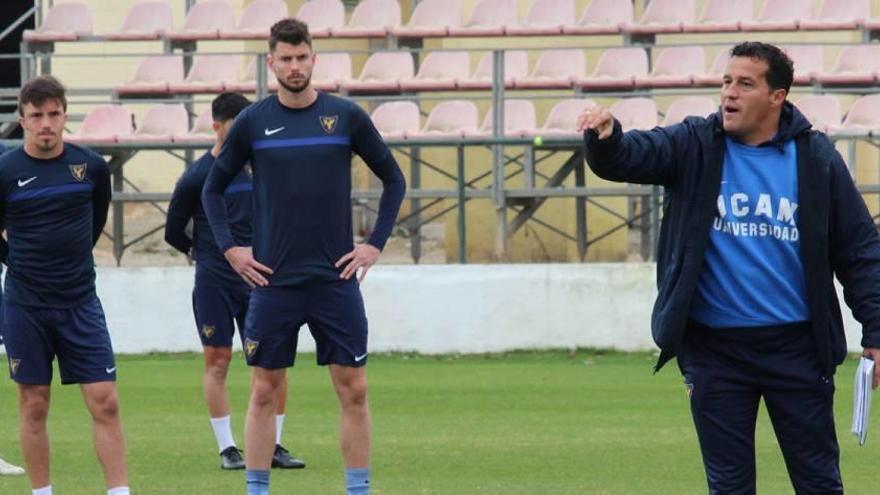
left=540, top=99, right=597, bottom=138
left=169, top=55, right=241, bottom=94
left=295, top=0, right=345, bottom=38
left=448, top=0, right=517, bottom=37
left=457, top=50, right=529, bottom=91
left=506, top=0, right=575, bottom=36
left=66, top=105, right=133, bottom=144
left=515, top=49, right=586, bottom=90
left=371, top=101, right=421, bottom=140
left=173, top=108, right=214, bottom=144
left=740, top=0, right=811, bottom=32
left=838, top=94, right=880, bottom=136
left=625, top=0, right=694, bottom=35
left=693, top=46, right=731, bottom=87
left=399, top=51, right=470, bottom=92
left=780, top=45, right=823, bottom=85
left=166, top=1, right=235, bottom=41
left=24, top=2, right=92, bottom=42
left=312, top=52, right=352, bottom=92
left=116, top=55, right=185, bottom=97
left=793, top=95, right=842, bottom=134
left=683, top=0, right=752, bottom=32
left=332, top=0, right=401, bottom=38
left=865, top=17, right=880, bottom=31
left=227, top=58, right=279, bottom=94
left=119, top=104, right=189, bottom=143
left=578, top=47, right=648, bottom=90
left=799, top=0, right=869, bottom=31
left=563, top=0, right=632, bottom=35
left=466, top=99, right=537, bottom=138
left=661, top=96, right=717, bottom=126
left=407, top=100, right=479, bottom=139
left=635, top=46, right=705, bottom=88
left=393, top=0, right=462, bottom=38
left=105, top=1, right=173, bottom=40
left=341, top=52, right=413, bottom=94
left=220, top=0, right=288, bottom=40
left=610, top=98, right=658, bottom=131
left=816, top=45, right=880, bottom=86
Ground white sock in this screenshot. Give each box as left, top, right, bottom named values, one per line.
left=32, top=487, right=52, bottom=495
left=210, top=415, right=236, bottom=452
left=275, top=414, right=285, bottom=446
left=107, top=488, right=130, bottom=495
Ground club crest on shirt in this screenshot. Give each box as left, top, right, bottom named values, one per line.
left=69, top=163, right=87, bottom=182
left=244, top=338, right=259, bottom=358
left=9, top=358, right=20, bottom=376
left=319, top=115, right=338, bottom=134
left=201, top=324, right=216, bottom=339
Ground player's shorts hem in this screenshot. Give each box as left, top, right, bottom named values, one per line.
left=60, top=377, right=116, bottom=385
left=10, top=377, right=50, bottom=386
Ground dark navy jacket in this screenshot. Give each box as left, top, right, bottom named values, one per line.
left=585, top=102, right=880, bottom=373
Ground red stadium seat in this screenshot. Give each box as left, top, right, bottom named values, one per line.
left=448, top=0, right=517, bottom=37
left=741, top=0, right=811, bottom=32
left=116, top=55, right=185, bottom=97
left=578, top=47, right=647, bottom=90
left=340, top=52, right=413, bottom=94
left=562, top=0, right=632, bottom=35
left=120, top=105, right=189, bottom=143
left=683, top=0, right=752, bottom=33
left=332, top=0, right=401, bottom=38
left=515, top=49, right=586, bottom=90
left=407, top=101, right=479, bottom=139
left=610, top=98, right=658, bottom=131
left=166, top=0, right=235, bottom=41
left=780, top=45, right=823, bottom=85
left=371, top=101, right=421, bottom=140
left=24, top=2, right=92, bottom=42
left=794, top=95, right=842, bottom=134
left=312, top=53, right=353, bottom=92
left=220, top=0, right=289, bottom=40
left=624, top=0, right=694, bottom=35
left=636, top=46, right=705, bottom=89
left=457, top=50, right=528, bottom=91
left=169, top=55, right=241, bottom=94
left=295, top=0, right=346, bottom=38
left=392, top=0, right=462, bottom=38
left=662, top=96, right=717, bottom=126
left=227, top=58, right=280, bottom=94
left=506, top=0, right=575, bottom=36
left=540, top=99, right=597, bottom=138
left=799, top=0, right=869, bottom=31
left=399, top=51, right=470, bottom=92
left=467, top=99, right=537, bottom=138
left=66, top=105, right=133, bottom=144
left=105, top=1, right=173, bottom=40
left=173, top=108, right=214, bottom=144
left=816, top=45, right=880, bottom=86
left=838, top=94, right=880, bottom=136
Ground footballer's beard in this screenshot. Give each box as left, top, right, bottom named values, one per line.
left=277, top=73, right=312, bottom=94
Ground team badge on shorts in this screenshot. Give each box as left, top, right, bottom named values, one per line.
left=244, top=338, right=259, bottom=358
left=319, top=115, right=338, bottom=134
left=9, top=358, right=21, bottom=377
left=69, top=163, right=87, bottom=181
left=202, top=324, right=216, bottom=339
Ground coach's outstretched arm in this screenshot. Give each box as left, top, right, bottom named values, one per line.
left=578, top=106, right=684, bottom=187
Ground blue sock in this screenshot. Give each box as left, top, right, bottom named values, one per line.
left=345, top=467, right=370, bottom=495
left=246, top=469, right=270, bottom=495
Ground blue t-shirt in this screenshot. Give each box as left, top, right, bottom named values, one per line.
left=690, top=137, right=809, bottom=327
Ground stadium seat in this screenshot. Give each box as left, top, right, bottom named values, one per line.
left=624, top=0, right=694, bottom=35
left=793, top=95, right=842, bottom=134
left=23, top=2, right=92, bottom=42
left=610, top=98, right=658, bottom=131
left=540, top=98, right=597, bottom=138
left=780, top=45, right=823, bottom=85
left=661, top=96, right=717, bottom=126
left=116, top=55, right=185, bottom=97
left=457, top=50, right=528, bottom=90
left=837, top=94, right=880, bottom=136
left=295, top=0, right=346, bottom=38
left=506, top=0, right=575, bottom=36
left=312, top=52, right=353, bottom=92
left=578, top=47, right=647, bottom=90
left=399, top=51, right=470, bottom=92
left=166, top=0, right=235, bottom=41
left=816, top=45, right=880, bottom=86
left=173, top=108, right=214, bottom=144
left=119, top=104, right=189, bottom=143
left=865, top=17, right=880, bottom=31
left=740, top=0, right=811, bottom=31
left=340, top=52, right=413, bottom=94
left=799, top=0, right=870, bottom=31
left=392, top=0, right=462, bottom=38
left=562, top=0, right=632, bottom=35
left=66, top=105, right=133, bottom=144
left=105, top=1, right=173, bottom=40
left=448, top=0, right=517, bottom=37
left=219, top=0, right=288, bottom=40
left=683, top=0, right=752, bottom=32
left=332, top=0, right=401, bottom=38
left=467, top=99, right=537, bottom=138
left=407, top=100, right=479, bottom=139
left=635, top=46, right=705, bottom=88
left=371, top=101, right=421, bottom=140
left=169, top=55, right=241, bottom=94
left=693, top=46, right=731, bottom=87
left=515, top=49, right=585, bottom=90
left=227, top=57, right=279, bottom=93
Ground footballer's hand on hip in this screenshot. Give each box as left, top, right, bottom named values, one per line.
left=224, top=246, right=273, bottom=288
left=336, top=244, right=381, bottom=282
left=576, top=106, right=614, bottom=140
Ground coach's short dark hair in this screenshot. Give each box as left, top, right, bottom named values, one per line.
left=212, top=92, right=250, bottom=123
left=729, top=42, right=794, bottom=94
left=269, top=18, right=312, bottom=51
left=18, top=75, right=67, bottom=116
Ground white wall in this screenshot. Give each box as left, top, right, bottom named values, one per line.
left=96, top=264, right=867, bottom=355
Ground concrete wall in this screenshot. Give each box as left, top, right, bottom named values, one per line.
left=95, top=264, right=867, bottom=355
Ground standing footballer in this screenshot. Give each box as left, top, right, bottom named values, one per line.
left=202, top=18, right=405, bottom=495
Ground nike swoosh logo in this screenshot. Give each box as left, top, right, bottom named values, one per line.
left=264, top=126, right=285, bottom=136
left=105, top=367, right=116, bottom=374
left=354, top=353, right=368, bottom=362
left=17, top=177, right=36, bottom=187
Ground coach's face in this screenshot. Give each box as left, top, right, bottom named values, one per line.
left=268, top=41, right=315, bottom=94
left=20, top=99, right=66, bottom=155
left=721, top=56, right=786, bottom=144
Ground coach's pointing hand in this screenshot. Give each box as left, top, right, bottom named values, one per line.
left=224, top=246, right=273, bottom=288
left=576, top=106, right=614, bottom=140
left=336, top=244, right=381, bottom=282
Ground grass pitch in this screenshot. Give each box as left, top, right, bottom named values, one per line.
left=0, top=351, right=876, bottom=494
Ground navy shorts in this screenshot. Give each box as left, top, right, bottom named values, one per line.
left=3, top=298, right=117, bottom=385
left=192, top=282, right=249, bottom=348
left=244, top=280, right=368, bottom=369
